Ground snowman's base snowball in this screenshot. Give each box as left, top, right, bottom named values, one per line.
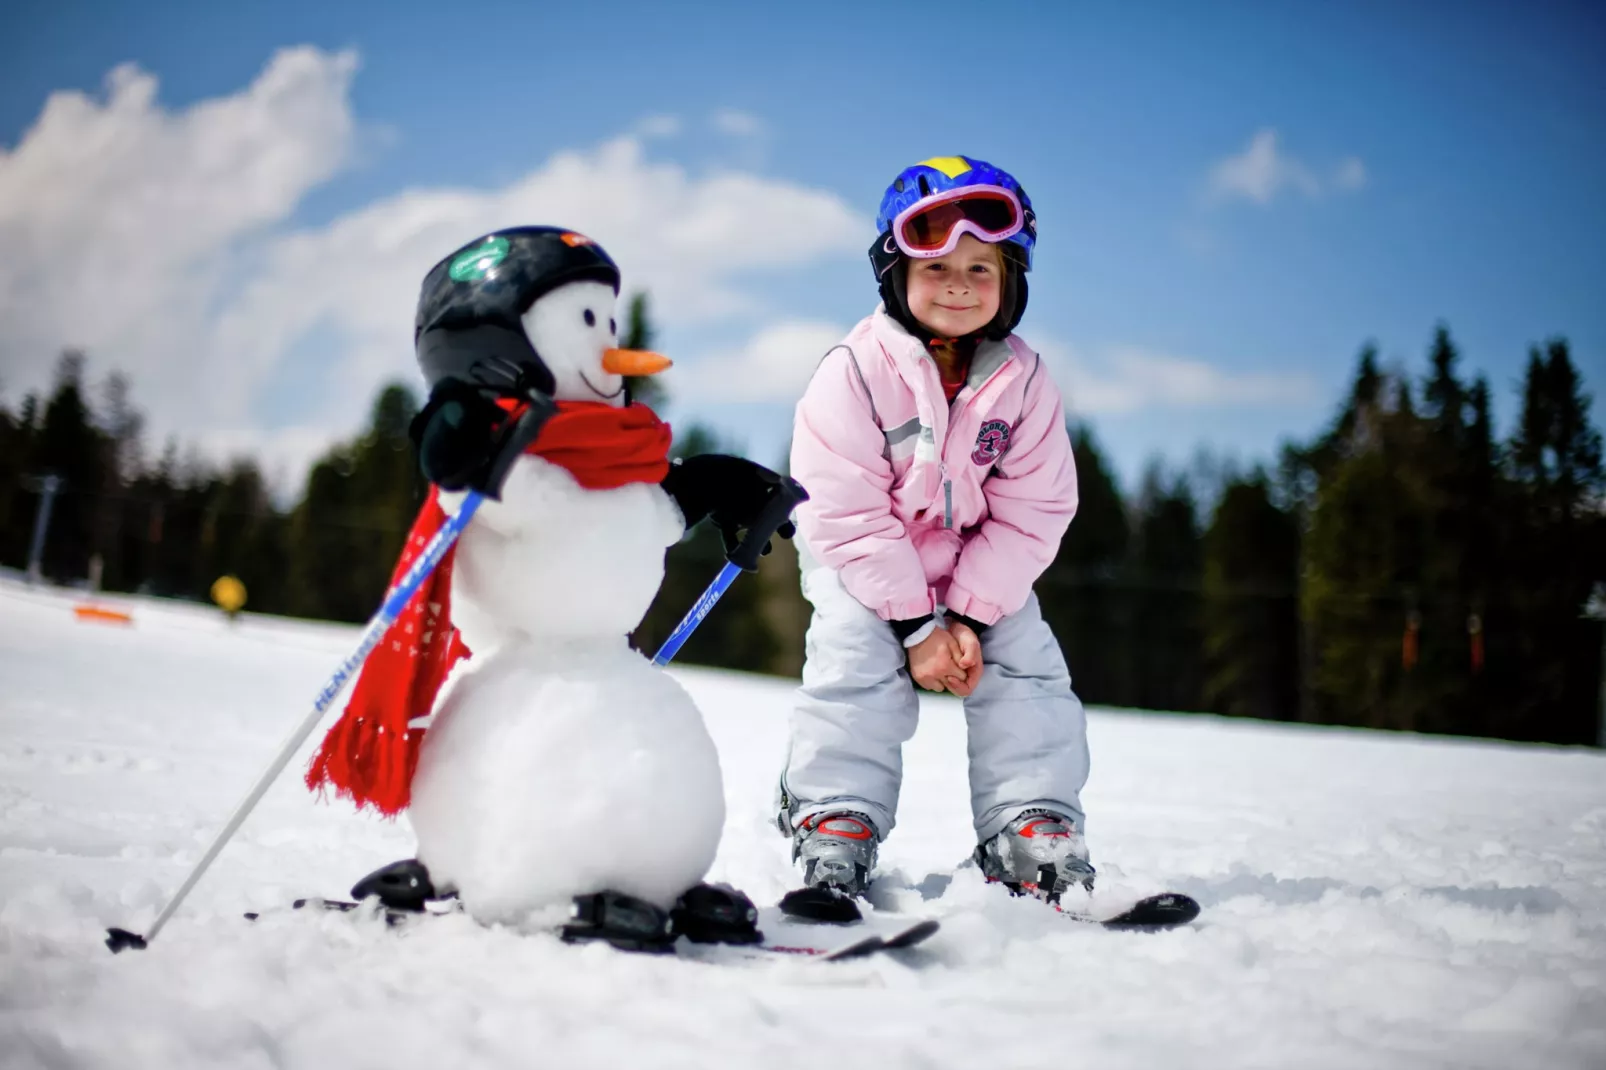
left=408, top=637, right=725, bottom=924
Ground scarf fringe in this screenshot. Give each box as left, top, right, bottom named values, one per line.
left=305, top=711, right=422, bottom=817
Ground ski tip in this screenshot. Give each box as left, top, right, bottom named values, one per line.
left=1101, top=892, right=1201, bottom=930
left=821, top=917, right=940, bottom=961
left=821, top=934, right=886, bottom=961
left=881, top=917, right=941, bottom=948
left=105, top=927, right=147, bottom=953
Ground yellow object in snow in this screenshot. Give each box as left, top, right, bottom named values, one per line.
left=210, top=575, right=247, bottom=615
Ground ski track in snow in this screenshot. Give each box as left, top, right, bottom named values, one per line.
left=1, top=577, right=1604, bottom=1070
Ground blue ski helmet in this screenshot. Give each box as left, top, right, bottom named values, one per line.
left=868, top=156, right=1035, bottom=342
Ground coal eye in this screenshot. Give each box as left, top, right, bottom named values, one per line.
left=584, top=309, right=596, bottom=326
left=609, top=318, right=617, bottom=334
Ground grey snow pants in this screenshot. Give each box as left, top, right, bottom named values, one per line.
left=778, top=567, right=1089, bottom=845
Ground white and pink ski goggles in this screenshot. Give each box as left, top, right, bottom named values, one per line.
left=890, top=185, right=1025, bottom=259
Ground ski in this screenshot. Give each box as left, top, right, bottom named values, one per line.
left=692, top=917, right=940, bottom=963
left=243, top=897, right=940, bottom=961
left=974, top=869, right=1202, bottom=931
left=243, top=896, right=460, bottom=927
left=1054, top=891, right=1201, bottom=930
left=780, top=871, right=1199, bottom=933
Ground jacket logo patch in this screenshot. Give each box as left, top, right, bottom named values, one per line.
left=971, top=419, right=1011, bottom=465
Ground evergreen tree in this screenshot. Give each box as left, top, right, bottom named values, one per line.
left=1129, top=463, right=1204, bottom=712
left=30, top=351, right=109, bottom=583
left=0, top=394, right=36, bottom=567
left=1301, top=355, right=1434, bottom=731
left=1500, top=340, right=1605, bottom=743
left=87, top=370, right=146, bottom=592
left=1511, top=340, right=1604, bottom=515
left=196, top=459, right=290, bottom=616
left=1038, top=423, right=1132, bottom=705
left=124, top=438, right=186, bottom=597
left=1202, top=471, right=1301, bottom=721
left=620, top=292, right=668, bottom=411
left=1411, top=325, right=1493, bottom=735
left=287, top=384, right=424, bottom=621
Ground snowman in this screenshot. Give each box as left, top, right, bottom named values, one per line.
left=307, top=227, right=802, bottom=950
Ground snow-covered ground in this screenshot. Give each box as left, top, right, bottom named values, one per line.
left=2, top=577, right=1603, bottom=1070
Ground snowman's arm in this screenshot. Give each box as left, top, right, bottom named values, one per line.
left=660, top=454, right=805, bottom=562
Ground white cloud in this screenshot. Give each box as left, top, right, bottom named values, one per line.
left=211, top=137, right=865, bottom=413
left=1334, top=156, right=1368, bottom=191
left=0, top=47, right=359, bottom=457
left=711, top=108, right=764, bottom=138
left=1208, top=128, right=1366, bottom=205
left=0, top=51, right=866, bottom=490
left=1034, top=337, right=1319, bottom=416
left=674, top=320, right=845, bottom=403
left=634, top=114, right=681, bottom=139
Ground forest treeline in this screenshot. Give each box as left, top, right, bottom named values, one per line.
left=1, top=313, right=1601, bottom=746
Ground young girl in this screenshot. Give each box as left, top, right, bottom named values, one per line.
left=778, top=156, right=1093, bottom=904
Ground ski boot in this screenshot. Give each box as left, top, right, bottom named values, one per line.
left=561, top=890, right=677, bottom=953
left=779, top=811, right=878, bottom=923
left=671, top=883, right=763, bottom=945
left=350, top=858, right=441, bottom=912
left=976, top=809, right=1096, bottom=904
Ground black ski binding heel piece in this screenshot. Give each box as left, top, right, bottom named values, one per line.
left=778, top=884, right=864, bottom=924
left=561, top=890, right=677, bottom=953
left=350, top=858, right=439, bottom=912
left=671, top=883, right=763, bottom=945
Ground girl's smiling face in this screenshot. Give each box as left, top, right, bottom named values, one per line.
left=903, top=233, right=1003, bottom=338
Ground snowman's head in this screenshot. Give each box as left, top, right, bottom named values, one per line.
left=520, top=281, right=670, bottom=407
left=414, top=227, right=669, bottom=407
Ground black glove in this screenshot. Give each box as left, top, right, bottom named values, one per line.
left=661, top=454, right=808, bottom=571
left=409, top=379, right=555, bottom=498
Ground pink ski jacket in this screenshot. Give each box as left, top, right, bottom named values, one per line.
left=790, top=307, right=1079, bottom=626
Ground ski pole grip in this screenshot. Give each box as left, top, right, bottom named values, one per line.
left=729, top=475, right=809, bottom=573
left=480, top=393, right=558, bottom=499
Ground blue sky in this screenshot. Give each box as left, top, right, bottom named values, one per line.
left=2, top=0, right=1602, bottom=494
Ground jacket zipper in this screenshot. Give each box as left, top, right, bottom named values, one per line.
left=941, top=463, right=953, bottom=529
left=935, top=359, right=1011, bottom=530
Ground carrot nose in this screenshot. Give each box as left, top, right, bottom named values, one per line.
left=601, top=349, right=672, bottom=376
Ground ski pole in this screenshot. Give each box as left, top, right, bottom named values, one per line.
left=105, top=490, right=487, bottom=953
left=652, top=474, right=808, bottom=667
left=652, top=561, right=742, bottom=666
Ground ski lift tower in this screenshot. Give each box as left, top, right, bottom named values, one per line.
left=24, top=474, right=63, bottom=586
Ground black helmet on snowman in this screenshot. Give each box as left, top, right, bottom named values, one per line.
left=409, top=226, right=621, bottom=496
left=414, top=226, right=621, bottom=399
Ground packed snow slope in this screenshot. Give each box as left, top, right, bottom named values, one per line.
left=1, top=577, right=1603, bottom=1070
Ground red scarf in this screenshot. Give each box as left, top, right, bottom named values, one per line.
left=305, top=401, right=672, bottom=815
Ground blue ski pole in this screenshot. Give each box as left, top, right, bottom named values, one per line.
left=652, top=560, right=741, bottom=666
left=652, top=474, right=808, bottom=668
left=107, top=491, right=486, bottom=952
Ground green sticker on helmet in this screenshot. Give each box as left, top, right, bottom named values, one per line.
left=448, top=236, right=510, bottom=282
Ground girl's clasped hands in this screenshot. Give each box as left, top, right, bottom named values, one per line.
left=907, top=621, right=984, bottom=696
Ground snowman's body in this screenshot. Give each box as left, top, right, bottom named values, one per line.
left=405, top=281, right=726, bottom=925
